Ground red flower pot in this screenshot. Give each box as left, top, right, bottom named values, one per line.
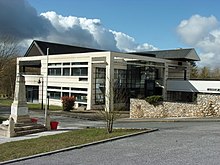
left=50, top=121, right=59, bottom=130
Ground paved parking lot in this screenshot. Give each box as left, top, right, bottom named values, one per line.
left=1, top=106, right=220, bottom=165
left=6, top=121, right=220, bottom=165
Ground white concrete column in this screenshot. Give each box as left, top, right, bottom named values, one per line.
left=105, top=52, right=114, bottom=112
left=87, top=57, right=93, bottom=110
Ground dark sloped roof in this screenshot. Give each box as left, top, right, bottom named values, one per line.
left=132, top=48, right=200, bottom=61
left=25, top=40, right=104, bottom=56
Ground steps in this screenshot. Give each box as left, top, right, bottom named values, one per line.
left=0, top=124, right=8, bottom=137
left=14, top=123, right=46, bottom=137
left=0, top=123, right=47, bottom=137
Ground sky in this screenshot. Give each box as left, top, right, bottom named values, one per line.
left=0, top=0, right=220, bottom=68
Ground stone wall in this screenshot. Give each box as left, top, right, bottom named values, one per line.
left=130, top=94, right=220, bottom=118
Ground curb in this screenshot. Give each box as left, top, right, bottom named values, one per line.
left=0, top=128, right=158, bottom=165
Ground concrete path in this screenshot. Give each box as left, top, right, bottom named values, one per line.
left=0, top=108, right=105, bottom=144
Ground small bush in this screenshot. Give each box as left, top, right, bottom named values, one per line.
left=145, top=95, right=163, bottom=106
left=61, top=96, right=75, bottom=111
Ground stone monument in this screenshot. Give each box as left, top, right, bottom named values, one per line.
left=10, top=74, right=31, bottom=123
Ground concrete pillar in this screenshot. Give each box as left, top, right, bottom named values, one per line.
left=87, top=57, right=93, bottom=110
left=105, top=53, right=114, bottom=112
left=10, top=74, right=30, bottom=123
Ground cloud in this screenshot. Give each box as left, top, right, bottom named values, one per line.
left=41, top=11, right=157, bottom=52
left=177, top=15, right=220, bottom=68
left=0, top=0, right=51, bottom=39
left=0, top=0, right=157, bottom=53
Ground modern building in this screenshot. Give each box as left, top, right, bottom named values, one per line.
left=17, top=40, right=200, bottom=110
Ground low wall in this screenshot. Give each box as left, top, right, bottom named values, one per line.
left=130, top=94, right=220, bottom=118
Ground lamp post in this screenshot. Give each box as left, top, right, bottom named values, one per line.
left=38, top=78, right=43, bottom=110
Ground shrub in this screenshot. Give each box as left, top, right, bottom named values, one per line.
left=145, top=95, right=163, bottom=106
left=61, top=96, right=76, bottom=111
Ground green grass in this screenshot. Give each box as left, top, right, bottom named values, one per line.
left=27, top=103, right=62, bottom=111
left=0, top=99, right=62, bottom=111
left=0, top=128, right=141, bottom=162
left=0, top=99, right=13, bottom=106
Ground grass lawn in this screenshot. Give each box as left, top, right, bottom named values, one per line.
left=0, top=99, right=13, bottom=106
left=0, top=128, right=142, bottom=162
left=0, top=99, right=62, bottom=111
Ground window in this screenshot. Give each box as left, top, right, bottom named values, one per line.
left=71, top=68, right=88, bottom=76
left=114, top=69, right=126, bottom=87
left=95, top=68, right=106, bottom=104
left=48, top=86, right=61, bottom=90
left=79, top=78, right=88, bottom=81
left=48, top=63, right=61, bottom=66
left=167, top=91, right=197, bottom=102
left=72, top=62, right=88, bottom=65
left=48, top=91, right=61, bottom=99
left=63, top=68, right=70, bottom=76
left=63, top=62, right=70, bottom=66
left=62, top=92, right=69, bottom=97
left=71, top=88, right=87, bottom=91
left=48, top=68, right=61, bottom=76
left=71, top=93, right=87, bottom=102
left=62, top=87, right=70, bottom=90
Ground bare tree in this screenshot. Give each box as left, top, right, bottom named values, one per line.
left=98, top=79, right=128, bottom=133
left=0, top=35, right=20, bottom=97
left=190, top=61, right=199, bottom=79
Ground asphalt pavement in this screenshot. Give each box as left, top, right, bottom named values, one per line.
left=1, top=106, right=220, bottom=164
left=5, top=121, right=220, bottom=165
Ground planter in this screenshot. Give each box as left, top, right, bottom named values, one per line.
left=50, top=121, right=59, bottom=130
left=31, top=118, right=38, bottom=123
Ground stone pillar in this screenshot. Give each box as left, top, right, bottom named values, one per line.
left=7, top=117, right=15, bottom=137
left=10, top=74, right=30, bottom=123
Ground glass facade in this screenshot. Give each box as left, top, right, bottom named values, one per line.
left=95, top=68, right=106, bottom=104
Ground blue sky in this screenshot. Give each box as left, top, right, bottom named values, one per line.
left=0, top=0, right=220, bottom=67
left=27, top=0, right=220, bottom=49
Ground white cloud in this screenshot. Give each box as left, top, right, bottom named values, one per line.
left=40, top=11, right=157, bottom=52
left=177, top=15, right=220, bottom=68
left=0, top=0, right=157, bottom=53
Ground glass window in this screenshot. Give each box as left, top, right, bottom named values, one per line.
left=79, top=78, right=88, bottom=81
left=63, top=68, right=70, bottom=76
left=48, top=63, right=61, bottom=66
left=71, top=88, right=87, bottom=91
left=48, top=86, right=61, bottom=90
left=72, top=62, right=88, bottom=65
left=48, top=68, right=61, bottom=76
left=48, top=91, right=61, bottom=99
left=71, top=68, right=88, bottom=76
left=95, top=68, right=106, bottom=104
left=63, top=62, right=70, bottom=66
left=71, top=93, right=87, bottom=102
left=62, top=92, right=69, bottom=97
left=62, top=87, right=70, bottom=90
